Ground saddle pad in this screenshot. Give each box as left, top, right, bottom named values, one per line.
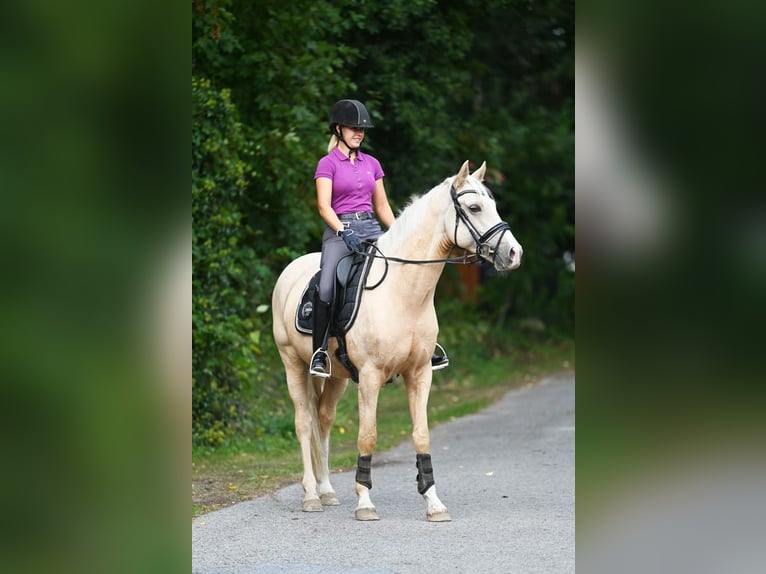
left=294, top=271, right=321, bottom=335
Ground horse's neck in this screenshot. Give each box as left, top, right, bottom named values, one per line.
left=374, top=184, right=452, bottom=303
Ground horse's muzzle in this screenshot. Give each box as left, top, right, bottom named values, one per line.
left=494, top=242, right=523, bottom=271
left=475, top=222, right=522, bottom=272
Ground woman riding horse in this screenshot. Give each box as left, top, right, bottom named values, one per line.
left=310, top=99, right=449, bottom=377
left=272, top=159, right=523, bottom=521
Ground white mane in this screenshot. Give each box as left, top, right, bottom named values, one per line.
left=376, top=174, right=490, bottom=254
left=376, top=178, right=450, bottom=254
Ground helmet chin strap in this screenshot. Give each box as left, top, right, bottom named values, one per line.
left=336, top=127, right=360, bottom=159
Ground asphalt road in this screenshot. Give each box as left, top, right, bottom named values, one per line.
left=192, top=372, right=574, bottom=574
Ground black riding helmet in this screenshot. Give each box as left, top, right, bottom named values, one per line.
left=328, top=99, right=374, bottom=134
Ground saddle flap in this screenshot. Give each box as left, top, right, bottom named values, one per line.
left=336, top=253, right=355, bottom=288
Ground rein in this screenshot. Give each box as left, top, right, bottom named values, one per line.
left=361, top=242, right=479, bottom=290
left=359, top=183, right=511, bottom=290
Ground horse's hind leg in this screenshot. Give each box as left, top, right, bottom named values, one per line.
left=314, top=375, right=348, bottom=506
left=284, top=357, right=323, bottom=512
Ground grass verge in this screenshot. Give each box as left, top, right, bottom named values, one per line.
left=192, top=336, right=573, bottom=518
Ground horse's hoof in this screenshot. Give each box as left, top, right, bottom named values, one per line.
left=427, top=510, right=452, bottom=522
left=354, top=507, right=380, bottom=521
left=301, top=498, right=323, bottom=512
left=320, top=492, right=341, bottom=506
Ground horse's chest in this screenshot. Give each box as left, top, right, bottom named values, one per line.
left=353, top=310, right=437, bottom=355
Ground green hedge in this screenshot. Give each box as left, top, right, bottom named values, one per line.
left=192, top=76, right=274, bottom=445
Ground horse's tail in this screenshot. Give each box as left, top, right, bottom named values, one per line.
left=307, top=374, right=324, bottom=480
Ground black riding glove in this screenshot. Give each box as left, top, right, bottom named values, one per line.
left=337, top=228, right=362, bottom=252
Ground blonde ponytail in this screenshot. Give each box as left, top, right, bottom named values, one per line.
left=327, top=134, right=339, bottom=154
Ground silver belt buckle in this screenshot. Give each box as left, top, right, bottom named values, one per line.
left=354, top=212, right=362, bottom=220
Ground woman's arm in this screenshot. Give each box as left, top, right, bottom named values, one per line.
left=372, top=178, right=395, bottom=228
left=316, top=177, right=344, bottom=233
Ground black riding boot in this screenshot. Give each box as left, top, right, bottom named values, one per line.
left=309, top=296, right=332, bottom=378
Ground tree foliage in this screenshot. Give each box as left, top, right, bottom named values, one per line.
left=192, top=0, right=574, bottom=445
left=192, top=77, right=266, bottom=445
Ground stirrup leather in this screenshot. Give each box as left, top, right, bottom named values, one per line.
left=309, top=348, right=331, bottom=378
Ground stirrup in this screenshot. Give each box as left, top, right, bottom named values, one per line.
left=309, top=348, right=331, bottom=378
left=431, top=342, right=450, bottom=371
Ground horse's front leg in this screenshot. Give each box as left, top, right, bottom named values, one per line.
left=354, top=375, right=382, bottom=521
left=406, top=367, right=452, bottom=522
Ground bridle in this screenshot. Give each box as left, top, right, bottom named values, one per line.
left=449, top=184, right=511, bottom=264
left=357, top=181, right=512, bottom=289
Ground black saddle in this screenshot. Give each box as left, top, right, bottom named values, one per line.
left=294, top=244, right=376, bottom=383
left=295, top=243, right=376, bottom=338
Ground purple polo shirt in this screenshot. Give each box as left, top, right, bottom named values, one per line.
left=314, top=147, right=385, bottom=214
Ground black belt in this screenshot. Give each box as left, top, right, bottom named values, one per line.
left=338, top=211, right=374, bottom=220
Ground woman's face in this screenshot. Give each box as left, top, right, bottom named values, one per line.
left=340, top=125, right=366, bottom=148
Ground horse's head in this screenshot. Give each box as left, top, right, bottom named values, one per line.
left=448, top=161, right=523, bottom=271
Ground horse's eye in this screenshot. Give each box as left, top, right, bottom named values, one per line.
left=469, top=205, right=481, bottom=213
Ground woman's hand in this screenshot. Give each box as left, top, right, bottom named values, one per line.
left=337, top=228, right=362, bottom=252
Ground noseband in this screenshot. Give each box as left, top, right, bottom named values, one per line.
left=450, top=184, right=511, bottom=263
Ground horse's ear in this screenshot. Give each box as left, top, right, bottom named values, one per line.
left=454, top=160, right=470, bottom=189
left=472, top=161, right=487, bottom=182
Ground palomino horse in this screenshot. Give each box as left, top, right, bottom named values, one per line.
left=271, top=161, right=522, bottom=521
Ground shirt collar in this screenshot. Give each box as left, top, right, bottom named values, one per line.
left=332, top=147, right=365, bottom=162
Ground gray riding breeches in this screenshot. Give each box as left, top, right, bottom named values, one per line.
left=318, top=218, right=382, bottom=303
